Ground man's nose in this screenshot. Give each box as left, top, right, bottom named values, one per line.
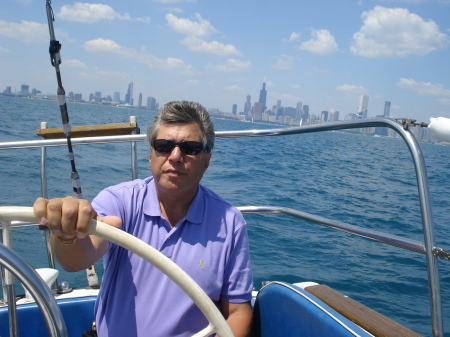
left=168, top=145, right=183, bottom=160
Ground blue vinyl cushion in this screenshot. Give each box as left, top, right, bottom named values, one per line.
left=0, top=296, right=96, bottom=337
left=252, top=282, right=372, bottom=337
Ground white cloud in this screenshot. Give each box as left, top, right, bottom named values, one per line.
left=225, top=85, right=242, bottom=91
left=298, top=29, right=339, bottom=55
left=283, top=32, right=301, bottom=42
left=439, top=98, right=450, bottom=106
left=290, top=84, right=301, bottom=89
left=165, top=13, right=216, bottom=37
left=165, top=13, right=242, bottom=57
left=181, top=36, right=241, bottom=56
left=63, top=58, right=128, bottom=79
left=397, top=78, right=450, bottom=97
left=272, top=54, right=298, bottom=70
left=0, top=46, right=10, bottom=53
left=205, top=59, right=251, bottom=72
left=83, top=38, right=133, bottom=57
left=136, top=17, right=151, bottom=24
left=0, top=20, right=49, bottom=43
left=336, top=84, right=367, bottom=95
left=93, top=70, right=129, bottom=79
left=64, top=59, right=88, bottom=68
left=280, top=93, right=302, bottom=102
left=57, top=3, right=149, bottom=24
left=351, top=6, right=450, bottom=58
left=83, top=38, right=193, bottom=73
left=163, top=7, right=184, bottom=13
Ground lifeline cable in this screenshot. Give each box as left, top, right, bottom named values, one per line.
left=45, top=0, right=99, bottom=287
left=45, top=0, right=82, bottom=199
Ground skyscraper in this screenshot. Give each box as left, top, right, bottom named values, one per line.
left=20, top=84, right=29, bottom=96
left=232, top=104, right=237, bottom=115
left=275, top=100, right=281, bottom=120
left=253, top=102, right=263, bottom=120
left=244, top=95, right=251, bottom=115
left=258, top=82, right=267, bottom=112
left=138, top=93, right=142, bottom=108
left=147, top=96, right=156, bottom=110
left=383, top=101, right=391, bottom=117
left=125, top=82, right=134, bottom=106
left=113, top=92, right=120, bottom=103
left=296, top=102, right=303, bottom=120
left=302, top=105, right=310, bottom=122
left=357, top=94, right=369, bottom=119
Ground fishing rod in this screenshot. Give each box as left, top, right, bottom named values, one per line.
left=45, top=0, right=99, bottom=287
left=45, top=0, right=82, bottom=199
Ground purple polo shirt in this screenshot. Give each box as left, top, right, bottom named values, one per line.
left=92, top=177, right=253, bottom=337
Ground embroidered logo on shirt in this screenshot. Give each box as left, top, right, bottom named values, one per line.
left=199, top=259, right=204, bottom=268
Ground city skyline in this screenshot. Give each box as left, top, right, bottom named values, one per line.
left=2, top=80, right=392, bottom=122
left=1, top=0, right=449, bottom=124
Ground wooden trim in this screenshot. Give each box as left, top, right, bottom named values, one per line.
left=304, top=284, right=422, bottom=337
left=36, top=123, right=139, bottom=139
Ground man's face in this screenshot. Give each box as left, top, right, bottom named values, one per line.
left=150, top=123, right=211, bottom=197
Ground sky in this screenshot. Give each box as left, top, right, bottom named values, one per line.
left=0, top=0, right=449, bottom=123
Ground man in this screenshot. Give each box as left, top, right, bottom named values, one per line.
left=33, top=101, right=253, bottom=336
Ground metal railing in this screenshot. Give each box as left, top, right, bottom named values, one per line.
left=0, top=117, right=448, bottom=336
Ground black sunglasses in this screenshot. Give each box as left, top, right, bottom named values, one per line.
left=151, top=139, right=208, bottom=155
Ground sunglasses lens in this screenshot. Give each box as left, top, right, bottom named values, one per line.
left=152, top=140, right=206, bottom=155
left=152, top=139, right=174, bottom=153
left=180, top=142, right=205, bottom=155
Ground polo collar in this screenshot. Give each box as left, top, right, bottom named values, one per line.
left=143, top=177, right=204, bottom=225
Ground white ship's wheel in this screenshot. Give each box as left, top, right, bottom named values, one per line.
left=0, top=206, right=234, bottom=337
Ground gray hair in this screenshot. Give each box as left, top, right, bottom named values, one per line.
left=146, top=101, right=215, bottom=152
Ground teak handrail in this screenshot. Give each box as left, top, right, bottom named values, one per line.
left=36, top=123, right=139, bottom=139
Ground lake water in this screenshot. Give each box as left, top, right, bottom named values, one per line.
left=1, top=95, right=449, bottom=336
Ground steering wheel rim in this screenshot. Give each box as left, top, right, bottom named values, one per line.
left=0, top=206, right=234, bottom=337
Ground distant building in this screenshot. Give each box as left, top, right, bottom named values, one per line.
left=244, top=95, right=251, bottom=115
left=113, top=92, right=120, bottom=103
left=125, top=82, right=133, bottom=105
left=302, top=105, right=309, bottom=122
left=20, top=84, right=29, bottom=96
left=74, top=93, right=82, bottom=102
left=321, top=110, right=329, bottom=122
left=3, top=86, right=12, bottom=95
left=328, top=109, right=340, bottom=122
left=147, top=96, right=156, bottom=110
left=383, top=101, right=391, bottom=117
left=275, top=100, right=281, bottom=120
left=253, top=102, right=263, bottom=120
left=232, top=104, right=237, bottom=114
left=94, top=92, right=102, bottom=102
left=258, top=82, right=267, bottom=112
left=277, top=106, right=285, bottom=122
left=284, top=107, right=297, bottom=119
left=296, top=102, right=303, bottom=120
left=357, top=94, right=369, bottom=119
left=138, top=93, right=142, bottom=108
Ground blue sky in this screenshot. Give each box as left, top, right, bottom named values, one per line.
left=1, top=0, right=449, bottom=123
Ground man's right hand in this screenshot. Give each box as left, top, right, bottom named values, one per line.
left=33, top=196, right=122, bottom=271
left=33, top=196, right=96, bottom=241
